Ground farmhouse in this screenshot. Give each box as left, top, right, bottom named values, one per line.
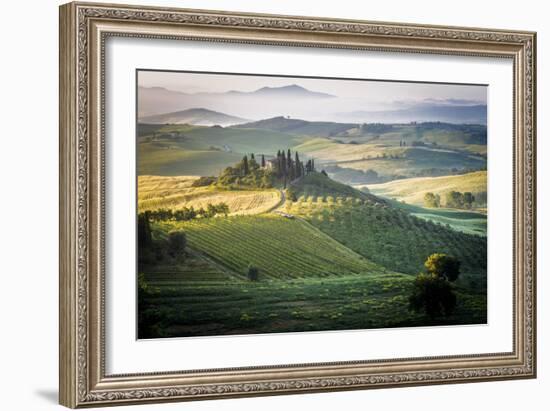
left=265, top=158, right=278, bottom=169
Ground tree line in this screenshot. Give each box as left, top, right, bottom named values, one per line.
left=139, top=202, right=230, bottom=223
left=424, top=191, right=476, bottom=209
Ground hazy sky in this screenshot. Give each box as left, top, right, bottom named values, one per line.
left=137, top=70, right=487, bottom=124
left=138, top=70, right=487, bottom=106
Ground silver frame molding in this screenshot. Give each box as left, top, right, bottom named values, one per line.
left=59, top=2, right=536, bottom=408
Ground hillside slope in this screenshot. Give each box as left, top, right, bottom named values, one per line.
left=285, top=173, right=486, bottom=278
left=157, top=214, right=388, bottom=279
left=235, top=116, right=355, bottom=137
left=140, top=108, right=248, bottom=126
left=366, top=171, right=487, bottom=207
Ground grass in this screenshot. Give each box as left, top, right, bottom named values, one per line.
left=331, top=147, right=485, bottom=176
left=137, top=123, right=487, bottom=180
left=139, top=273, right=486, bottom=338
left=285, top=197, right=487, bottom=278
left=138, top=144, right=242, bottom=176
left=157, top=214, right=386, bottom=279
left=293, top=138, right=485, bottom=179
left=291, top=172, right=375, bottom=202
left=138, top=175, right=282, bottom=215
left=387, top=200, right=487, bottom=237
left=365, top=171, right=487, bottom=207
left=137, top=123, right=306, bottom=176
left=135, top=123, right=489, bottom=338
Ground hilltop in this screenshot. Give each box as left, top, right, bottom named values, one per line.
left=139, top=108, right=248, bottom=126
left=234, top=116, right=355, bottom=137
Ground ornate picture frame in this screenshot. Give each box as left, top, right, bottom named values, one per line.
left=59, top=2, right=536, bottom=408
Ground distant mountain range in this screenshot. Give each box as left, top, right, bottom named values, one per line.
left=139, top=83, right=486, bottom=125
left=337, top=104, right=487, bottom=125
left=224, top=84, right=335, bottom=99
left=138, top=84, right=334, bottom=118
left=140, top=108, right=248, bottom=126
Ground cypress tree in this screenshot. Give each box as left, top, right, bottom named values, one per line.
left=250, top=153, right=255, bottom=160
left=287, top=149, right=292, bottom=171
left=242, top=155, right=249, bottom=175
left=261, top=154, right=266, bottom=168
left=295, top=152, right=301, bottom=177
left=281, top=150, right=287, bottom=175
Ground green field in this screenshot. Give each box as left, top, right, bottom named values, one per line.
left=140, top=207, right=486, bottom=338
left=140, top=273, right=485, bottom=338
left=287, top=177, right=486, bottom=278
left=136, top=119, right=488, bottom=339
left=386, top=200, right=487, bottom=237
left=137, top=122, right=486, bottom=180
left=157, top=214, right=385, bottom=279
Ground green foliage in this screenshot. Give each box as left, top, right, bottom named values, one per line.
left=293, top=172, right=373, bottom=201
left=387, top=199, right=486, bottom=236
left=463, top=192, right=475, bottom=209
left=445, top=191, right=463, bottom=208
left=409, top=273, right=457, bottom=318
left=423, top=192, right=441, bottom=208
left=167, top=231, right=187, bottom=260
left=160, top=214, right=385, bottom=279
left=424, top=253, right=461, bottom=282
left=247, top=264, right=260, bottom=281
left=191, top=176, right=217, bottom=187
left=445, top=190, right=476, bottom=209
left=138, top=270, right=485, bottom=338
left=288, top=199, right=485, bottom=277
left=141, top=202, right=229, bottom=222
left=218, top=162, right=273, bottom=189
left=286, top=187, right=298, bottom=202
left=242, top=155, right=249, bottom=175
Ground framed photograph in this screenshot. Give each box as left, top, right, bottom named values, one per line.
left=59, top=2, right=537, bottom=408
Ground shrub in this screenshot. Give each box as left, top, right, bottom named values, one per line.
left=167, top=231, right=187, bottom=260
left=247, top=264, right=259, bottom=281
left=409, top=273, right=457, bottom=318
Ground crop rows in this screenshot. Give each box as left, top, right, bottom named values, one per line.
left=162, top=215, right=384, bottom=279
left=286, top=200, right=487, bottom=277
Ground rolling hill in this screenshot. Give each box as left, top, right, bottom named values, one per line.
left=140, top=108, right=248, bottom=126
left=365, top=171, right=487, bottom=207
left=137, top=122, right=486, bottom=181
left=138, top=171, right=487, bottom=338
left=235, top=116, right=355, bottom=137
left=287, top=173, right=486, bottom=276
left=138, top=175, right=282, bottom=216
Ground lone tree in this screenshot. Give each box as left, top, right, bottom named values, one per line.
left=424, top=253, right=461, bottom=282
left=247, top=264, right=259, bottom=281
left=409, top=253, right=461, bottom=319
left=424, top=192, right=441, bottom=208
